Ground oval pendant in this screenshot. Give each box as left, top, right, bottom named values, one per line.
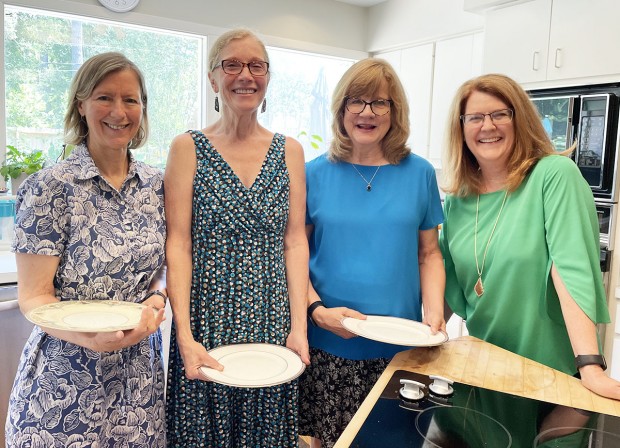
left=366, top=184, right=372, bottom=192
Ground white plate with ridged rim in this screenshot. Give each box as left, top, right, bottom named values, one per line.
left=342, top=315, right=448, bottom=347
left=199, top=343, right=306, bottom=388
left=25, top=300, right=147, bottom=332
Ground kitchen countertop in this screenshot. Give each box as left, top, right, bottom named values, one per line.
left=334, top=335, right=620, bottom=448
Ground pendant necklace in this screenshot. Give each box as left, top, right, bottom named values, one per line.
left=474, top=190, right=508, bottom=297
left=350, top=163, right=381, bottom=192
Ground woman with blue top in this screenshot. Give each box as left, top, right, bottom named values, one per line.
left=298, top=58, right=446, bottom=448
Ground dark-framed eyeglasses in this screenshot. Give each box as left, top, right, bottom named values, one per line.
left=345, top=97, right=393, bottom=116
left=218, top=59, right=270, bottom=76
left=460, top=108, right=514, bottom=127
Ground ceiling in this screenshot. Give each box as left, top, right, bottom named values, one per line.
left=334, top=0, right=388, bottom=6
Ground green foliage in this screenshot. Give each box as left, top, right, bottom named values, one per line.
left=297, top=131, right=324, bottom=150
left=4, top=7, right=203, bottom=169
left=0, top=145, right=45, bottom=180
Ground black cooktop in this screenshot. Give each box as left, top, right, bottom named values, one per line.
left=349, top=370, right=620, bottom=447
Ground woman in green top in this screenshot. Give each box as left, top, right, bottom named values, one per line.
left=440, top=73, right=620, bottom=400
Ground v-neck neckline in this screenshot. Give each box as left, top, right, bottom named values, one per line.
left=205, top=133, right=276, bottom=191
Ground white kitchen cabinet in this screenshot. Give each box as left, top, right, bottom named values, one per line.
left=483, top=0, right=551, bottom=83
left=376, top=33, right=483, bottom=168
left=376, top=44, right=434, bottom=160
left=429, top=33, right=484, bottom=167
left=484, top=0, right=620, bottom=84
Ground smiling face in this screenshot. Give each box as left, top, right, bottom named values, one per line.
left=343, top=82, right=392, bottom=153
left=77, top=69, right=143, bottom=153
left=463, top=90, right=515, bottom=171
left=209, top=36, right=269, bottom=115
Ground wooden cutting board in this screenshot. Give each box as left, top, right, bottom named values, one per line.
left=334, top=335, right=620, bottom=447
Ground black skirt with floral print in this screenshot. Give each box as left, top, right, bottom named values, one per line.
left=299, top=347, right=390, bottom=447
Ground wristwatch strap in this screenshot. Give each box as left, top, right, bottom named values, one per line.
left=307, top=301, right=325, bottom=327
left=140, top=289, right=168, bottom=306
left=575, top=354, right=607, bottom=371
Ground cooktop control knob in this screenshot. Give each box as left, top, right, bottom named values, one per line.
left=429, top=375, right=454, bottom=397
left=399, top=379, right=426, bottom=401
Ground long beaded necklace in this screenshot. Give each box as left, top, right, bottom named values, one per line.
left=474, top=190, right=508, bottom=297
left=350, top=163, right=381, bottom=192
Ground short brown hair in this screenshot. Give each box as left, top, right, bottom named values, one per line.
left=443, top=73, right=565, bottom=196
left=64, top=52, right=148, bottom=149
left=329, top=58, right=410, bottom=164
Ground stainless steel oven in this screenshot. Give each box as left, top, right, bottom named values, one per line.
left=529, top=83, right=620, bottom=202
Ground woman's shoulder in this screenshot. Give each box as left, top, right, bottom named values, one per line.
left=532, top=154, right=582, bottom=180
left=305, top=152, right=331, bottom=170
left=133, top=159, right=164, bottom=182
left=399, top=152, right=437, bottom=174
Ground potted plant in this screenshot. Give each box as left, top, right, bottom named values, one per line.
left=1, top=145, right=46, bottom=193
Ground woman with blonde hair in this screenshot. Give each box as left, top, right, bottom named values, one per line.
left=6, top=51, right=166, bottom=447
left=299, top=58, right=445, bottom=447
left=441, top=73, right=620, bottom=399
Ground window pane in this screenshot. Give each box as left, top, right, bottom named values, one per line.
left=4, top=6, right=204, bottom=169
left=259, top=47, right=355, bottom=161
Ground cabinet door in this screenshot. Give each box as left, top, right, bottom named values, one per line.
left=400, top=44, right=434, bottom=159
left=483, top=0, right=552, bottom=84
left=548, top=0, right=620, bottom=80
left=429, top=33, right=484, bottom=168
left=376, top=45, right=434, bottom=160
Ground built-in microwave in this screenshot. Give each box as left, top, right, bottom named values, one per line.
left=529, top=84, right=620, bottom=202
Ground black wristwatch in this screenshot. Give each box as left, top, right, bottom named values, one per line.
left=575, top=354, right=607, bottom=371
left=140, top=289, right=168, bottom=306
left=307, top=300, right=325, bottom=327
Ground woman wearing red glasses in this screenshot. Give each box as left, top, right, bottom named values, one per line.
left=164, top=28, right=310, bottom=447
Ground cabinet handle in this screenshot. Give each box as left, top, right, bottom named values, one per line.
left=554, top=48, right=563, bottom=68
left=532, top=51, right=540, bottom=71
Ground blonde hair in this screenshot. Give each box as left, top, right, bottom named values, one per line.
left=208, top=28, right=269, bottom=73
left=329, top=58, right=410, bottom=164
left=64, top=52, right=148, bottom=149
left=443, top=73, right=568, bottom=197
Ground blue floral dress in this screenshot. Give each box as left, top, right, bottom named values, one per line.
left=5, top=144, right=166, bottom=448
left=165, top=131, right=298, bottom=447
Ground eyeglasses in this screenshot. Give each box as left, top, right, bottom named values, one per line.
left=345, top=97, right=392, bottom=116
left=460, top=108, right=514, bottom=127
left=218, top=59, right=270, bottom=76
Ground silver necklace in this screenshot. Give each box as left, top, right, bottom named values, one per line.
left=474, top=190, right=508, bottom=297
left=350, top=163, right=381, bottom=192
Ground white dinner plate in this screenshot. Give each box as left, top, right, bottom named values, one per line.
left=342, top=315, right=448, bottom=347
left=199, top=343, right=306, bottom=388
left=25, top=300, right=147, bottom=332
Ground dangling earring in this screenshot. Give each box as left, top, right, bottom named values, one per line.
left=215, top=96, right=220, bottom=112
left=261, top=99, right=267, bottom=113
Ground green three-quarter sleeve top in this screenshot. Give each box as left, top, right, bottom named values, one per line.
left=440, top=155, right=610, bottom=374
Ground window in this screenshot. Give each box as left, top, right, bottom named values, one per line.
left=4, top=6, right=204, bottom=169
left=260, top=47, right=355, bottom=161
left=4, top=5, right=356, bottom=173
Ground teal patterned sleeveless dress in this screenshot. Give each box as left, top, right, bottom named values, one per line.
left=166, top=131, right=298, bottom=447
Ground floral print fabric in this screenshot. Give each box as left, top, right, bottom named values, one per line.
left=5, top=144, right=166, bottom=448
left=166, top=131, right=298, bottom=447
left=299, top=347, right=390, bottom=447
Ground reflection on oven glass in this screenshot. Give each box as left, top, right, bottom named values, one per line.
left=349, top=370, right=620, bottom=448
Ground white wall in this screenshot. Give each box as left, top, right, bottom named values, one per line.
left=4, top=0, right=369, bottom=56
left=366, top=0, right=484, bottom=52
